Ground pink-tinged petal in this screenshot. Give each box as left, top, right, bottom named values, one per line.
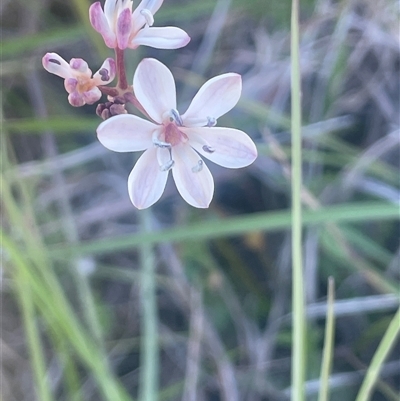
left=182, top=126, right=258, bottom=168
left=133, top=58, right=176, bottom=123
left=130, top=27, right=190, bottom=50
left=82, top=87, right=102, bottom=105
left=42, top=53, right=72, bottom=79
left=128, top=147, right=169, bottom=209
left=172, top=144, right=214, bottom=208
left=116, top=8, right=132, bottom=49
left=69, top=58, right=91, bottom=75
left=89, top=2, right=117, bottom=48
left=131, top=0, right=164, bottom=33
left=93, top=58, right=116, bottom=85
left=97, top=114, right=156, bottom=152
left=68, top=92, right=85, bottom=107
left=182, top=73, right=242, bottom=127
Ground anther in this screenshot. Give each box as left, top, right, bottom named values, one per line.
left=202, top=145, right=215, bottom=153
left=153, top=139, right=171, bottom=148
left=98, top=68, right=110, bottom=82
left=152, top=130, right=171, bottom=148
left=49, top=59, right=61, bottom=65
left=170, top=109, right=183, bottom=126
left=191, top=160, right=203, bottom=173
left=206, top=116, right=217, bottom=127
left=140, top=9, right=154, bottom=26
left=160, top=159, right=174, bottom=171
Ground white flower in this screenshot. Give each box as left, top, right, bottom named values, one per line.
left=97, top=58, right=258, bottom=209
left=42, top=53, right=115, bottom=107
left=89, top=0, right=190, bottom=50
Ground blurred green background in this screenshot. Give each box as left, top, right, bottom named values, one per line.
left=1, top=0, right=399, bottom=400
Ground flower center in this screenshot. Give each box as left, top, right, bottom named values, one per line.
left=76, top=76, right=95, bottom=93
left=153, top=109, right=188, bottom=148
left=164, top=123, right=187, bottom=146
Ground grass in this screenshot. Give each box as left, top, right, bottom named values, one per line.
left=291, top=0, right=306, bottom=399
left=1, top=0, right=399, bottom=400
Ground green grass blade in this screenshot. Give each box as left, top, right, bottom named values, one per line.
left=290, top=0, right=306, bottom=399
left=1, top=26, right=85, bottom=57
left=13, top=264, right=54, bottom=401
left=318, top=277, right=335, bottom=401
left=5, top=117, right=98, bottom=134
left=139, top=209, right=159, bottom=401
left=49, top=202, right=399, bottom=258
left=355, top=307, right=400, bottom=401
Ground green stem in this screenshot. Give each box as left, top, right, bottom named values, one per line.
left=15, top=272, right=53, bottom=401
left=318, top=277, right=335, bottom=401
left=139, top=208, right=159, bottom=401
left=291, top=0, right=306, bottom=400
left=355, top=307, right=400, bottom=401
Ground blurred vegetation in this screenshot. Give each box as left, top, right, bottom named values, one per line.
left=1, top=0, right=399, bottom=401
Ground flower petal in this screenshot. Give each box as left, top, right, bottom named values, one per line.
left=133, top=58, right=176, bottom=123
left=42, top=53, right=72, bottom=79
left=116, top=7, right=132, bottom=49
left=97, top=114, right=156, bottom=152
left=103, top=0, right=118, bottom=25
left=82, top=87, right=102, bottom=105
left=172, top=144, right=214, bottom=208
left=64, top=78, right=78, bottom=94
left=128, top=147, right=169, bottom=209
left=182, top=126, right=258, bottom=168
left=93, top=58, right=116, bottom=85
left=181, top=73, right=242, bottom=127
left=89, top=1, right=117, bottom=48
left=69, top=58, right=91, bottom=75
left=68, top=92, right=85, bottom=107
left=130, top=26, right=190, bottom=49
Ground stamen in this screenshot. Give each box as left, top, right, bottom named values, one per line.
left=154, top=139, right=171, bottom=148
left=140, top=9, right=154, bottom=26
left=49, top=58, right=61, bottom=65
left=202, top=145, right=215, bottom=153
left=98, top=68, right=110, bottom=82
left=160, top=159, right=174, bottom=171
left=191, top=160, right=203, bottom=173
left=152, top=130, right=171, bottom=148
left=170, top=109, right=183, bottom=126
left=206, top=116, right=217, bottom=127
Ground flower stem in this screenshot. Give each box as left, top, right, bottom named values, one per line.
left=115, top=47, right=128, bottom=90
left=97, top=85, right=120, bottom=97
left=124, top=92, right=154, bottom=121
left=139, top=208, right=159, bottom=401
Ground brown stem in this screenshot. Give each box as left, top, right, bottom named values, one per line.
left=97, top=86, right=120, bottom=97
left=124, top=92, right=156, bottom=123
left=115, top=47, right=128, bottom=90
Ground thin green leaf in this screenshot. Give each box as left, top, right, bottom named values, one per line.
left=355, top=307, right=400, bottom=401
left=50, top=201, right=399, bottom=260
left=318, top=277, right=335, bottom=401
left=290, top=0, right=306, bottom=399
left=1, top=26, right=86, bottom=57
